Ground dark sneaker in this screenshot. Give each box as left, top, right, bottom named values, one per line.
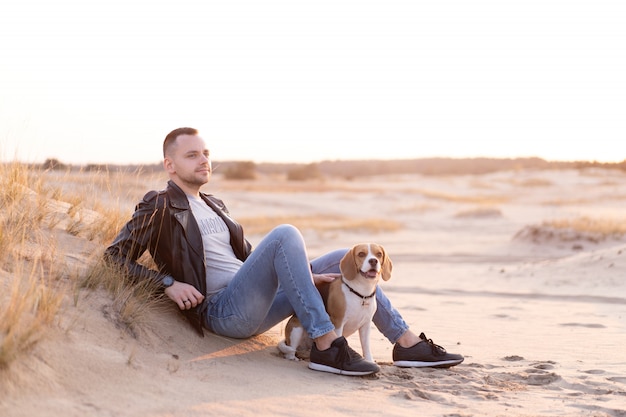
left=309, top=336, right=380, bottom=376
left=393, top=332, right=464, bottom=368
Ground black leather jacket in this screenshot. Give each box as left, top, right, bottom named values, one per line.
left=104, top=180, right=252, bottom=336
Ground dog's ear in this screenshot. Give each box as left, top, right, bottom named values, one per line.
left=381, top=247, right=393, bottom=281
left=340, top=247, right=358, bottom=281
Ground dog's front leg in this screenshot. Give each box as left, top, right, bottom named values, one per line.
left=358, top=324, right=374, bottom=362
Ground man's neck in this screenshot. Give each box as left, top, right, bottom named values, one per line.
left=171, top=178, right=201, bottom=198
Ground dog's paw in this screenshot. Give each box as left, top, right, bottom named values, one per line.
left=277, top=340, right=299, bottom=361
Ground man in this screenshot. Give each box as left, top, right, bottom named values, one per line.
left=104, top=127, right=463, bottom=376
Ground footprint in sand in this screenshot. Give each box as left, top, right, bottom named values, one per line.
left=491, top=314, right=518, bottom=320
left=532, top=361, right=556, bottom=370
left=559, top=322, right=606, bottom=328
left=608, top=376, right=626, bottom=384
left=495, top=359, right=561, bottom=386
left=582, top=369, right=605, bottom=375
left=522, top=371, right=561, bottom=386
left=502, top=355, right=524, bottom=361
left=523, top=361, right=560, bottom=385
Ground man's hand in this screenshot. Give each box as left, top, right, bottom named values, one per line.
left=312, top=273, right=340, bottom=286
left=164, top=281, right=205, bottom=310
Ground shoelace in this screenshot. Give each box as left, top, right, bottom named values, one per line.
left=337, top=340, right=363, bottom=368
left=419, top=332, right=448, bottom=356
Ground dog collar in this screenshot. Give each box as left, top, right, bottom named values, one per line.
left=342, top=278, right=376, bottom=302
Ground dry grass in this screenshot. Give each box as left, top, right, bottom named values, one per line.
left=541, top=198, right=594, bottom=206
left=454, top=206, right=503, bottom=219
left=0, top=263, right=64, bottom=370
left=211, top=177, right=362, bottom=193
left=545, top=216, right=626, bottom=237
left=237, top=214, right=402, bottom=236
left=507, top=177, right=553, bottom=188
left=81, top=260, right=165, bottom=338
left=518, top=178, right=553, bottom=187
left=0, top=163, right=47, bottom=263
left=0, top=163, right=162, bottom=370
left=395, top=202, right=440, bottom=214
left=214, top=176, right=511, bottom=206
left=413, top=188, right=510, bottom=205
left=42, top=168, right=162, bottom=243
left=515, top=216, right=626, bottom=244
left=0, top=163, right=66, bottom=369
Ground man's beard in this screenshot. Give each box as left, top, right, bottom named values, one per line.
left=179, top=170, right=210, bottom=187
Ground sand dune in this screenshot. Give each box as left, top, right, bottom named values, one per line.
left=1, top=168, right=625, bottom=417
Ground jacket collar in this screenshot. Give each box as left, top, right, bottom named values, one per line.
left=166, top=180, right=193, bottom=210
left=165, top=180, right=203, bottom=258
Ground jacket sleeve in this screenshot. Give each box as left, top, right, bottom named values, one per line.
left=103, top=190, right=166, bottom=285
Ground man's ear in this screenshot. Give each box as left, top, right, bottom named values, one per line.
left=163, top=157, right=174, bottom=174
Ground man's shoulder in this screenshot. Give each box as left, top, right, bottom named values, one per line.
left=142, top=190, right=161, bottom=201
left=140, top=188, right=170, bottom=203
left=136, top=187, right=175, bottom=211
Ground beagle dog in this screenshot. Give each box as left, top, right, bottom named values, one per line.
left=278, top=243, right=393, bottom=362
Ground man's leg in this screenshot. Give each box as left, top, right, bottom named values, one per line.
left=205, top=224, right=334, bottom=339
left=204, top=225, right=379, bottom=375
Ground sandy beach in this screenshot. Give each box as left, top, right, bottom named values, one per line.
left=1, top=167, right=625, bottom=417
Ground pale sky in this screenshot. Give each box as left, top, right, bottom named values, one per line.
left=1, top=0, right=625, bottom=165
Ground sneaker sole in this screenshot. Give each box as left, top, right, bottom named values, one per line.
left=308, top=362, right=379, bottom=376
left=393, top=358, right=464, bottom=368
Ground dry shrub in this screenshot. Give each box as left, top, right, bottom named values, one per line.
left=519, top=178, right=552, bottom=187
left=547, top=216, right=626, bottom=237
left=541, top=198, right=593, bottom=206
left=287, top=164, right=322, bottom=181
left=395, top=202, right=440, bottom=214
left=455, top=206, right=503, bottom=219
left=214, top=177, right=358, bottom=193
left=415, top=188, right=509, bottom=205
left=501, top=177, right=553, bottom=187
left=514, top=216, right=626, bottom=244
left=222, top=161, right=257, bottom=180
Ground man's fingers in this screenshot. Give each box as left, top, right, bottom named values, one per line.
left=165, top=281, right=205, bottom=310
left=313, top=273, right=339, bottom=285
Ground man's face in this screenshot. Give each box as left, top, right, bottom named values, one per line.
left=164, top=134, right=211, bottom=188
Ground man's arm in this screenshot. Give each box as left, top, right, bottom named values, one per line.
left=103, top=191, right=164, bottom=285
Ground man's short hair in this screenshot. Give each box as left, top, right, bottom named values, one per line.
left=163, top=127, right=198, bottom=157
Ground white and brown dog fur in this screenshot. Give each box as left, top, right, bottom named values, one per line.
left=278, top=243, right=392, bottom=362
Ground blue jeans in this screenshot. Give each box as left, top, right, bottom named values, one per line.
left=204, top=224, right=409, bottom=343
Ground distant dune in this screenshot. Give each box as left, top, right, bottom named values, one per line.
left=33, top=156, right=626, bottom=177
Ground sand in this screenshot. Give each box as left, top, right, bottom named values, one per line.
left=1, top=168, right=625, bottom=417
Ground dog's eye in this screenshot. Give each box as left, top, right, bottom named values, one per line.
left=376, top=252, right=383, bottom=258
left=357, top=252, right=367, bottom=258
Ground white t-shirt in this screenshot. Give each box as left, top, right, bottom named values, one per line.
left=187, top=195, right=243, bottom=296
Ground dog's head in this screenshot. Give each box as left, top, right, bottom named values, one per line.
left=339, top=243, right=392, bottom=282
